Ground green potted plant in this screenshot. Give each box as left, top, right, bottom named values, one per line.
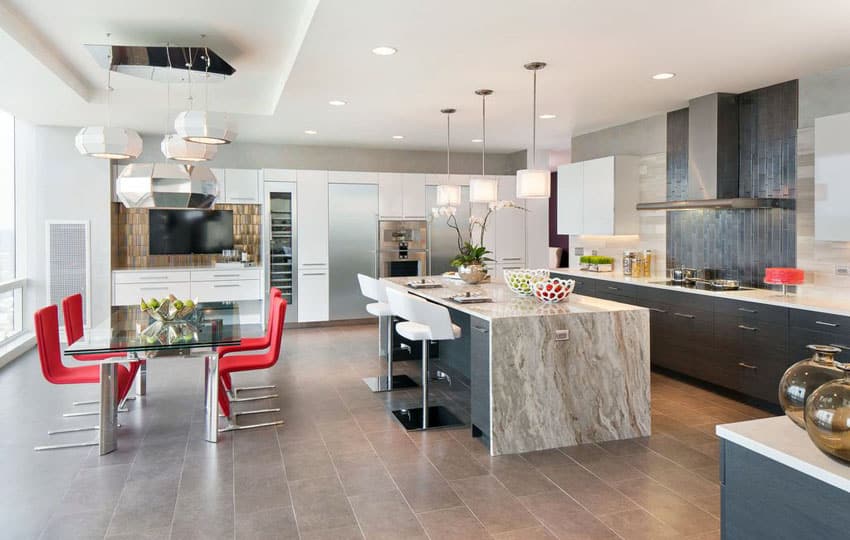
left=579, top=255, right=614, bottom=272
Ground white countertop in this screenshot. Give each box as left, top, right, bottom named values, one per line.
left=716, top=416, right=850, bottom=493
left=112, top=265, right=260, bottom=273
left=382, top=276, right=645, bottom=321
left=552, top=268, right=850, bottom=318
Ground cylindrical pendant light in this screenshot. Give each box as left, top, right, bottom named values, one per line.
left=436, top=108, right=461, bottom=207
left=516, top=62, right=551, bottom=199
left=469, top=89, right=498, bottom=203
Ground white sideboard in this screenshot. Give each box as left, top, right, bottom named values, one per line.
left=112, top=267, right=262, bottom=306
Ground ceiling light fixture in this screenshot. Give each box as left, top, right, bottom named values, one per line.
left=161, top=45, right=216, bottom=162
left=516, top=61, right=551, bottom=199
left=469, top=89, right=498, bottom=204
left=328, top=100, right=347, bottom=106
left=392, top=135, right=404, bottom=140
left=371, top=46, right=397, bottom=56
left=539, top=114, right=557, bottom=119
left=304, top=129, right=317, bottom=135
left=471, top=138, right=483, bottom=143
left=75, top=33, right=142, bottom=159
left=175, top=36, right=237, bottom=145
left=652, top=72, right=676, bottom=80
left=436, top=108, right=461, bottom=207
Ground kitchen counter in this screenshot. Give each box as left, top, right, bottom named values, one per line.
left=552, top=268, right=850, bottom=318
left=112, top=264, right=259, bottom=272
left=383, top=275, right=650, bottom=455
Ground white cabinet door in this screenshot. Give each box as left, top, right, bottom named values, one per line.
left=296, top=170, right=329, bottom=266
left=582, top=157, right=615, bottom=235
left=402, top=173, right=426, bottom=218
left=495, top=175, right=526, bottom=263
left=297, top=269, right=329, bottom=322
left=262, top=168, right=297, bottom=182
left=378, top=173, right=404, bottom=218
left=224, top=169, right=260, bottom=203
left=815, top=113, right=850, bottom=241
left=557, top=162, right=585, bottom=234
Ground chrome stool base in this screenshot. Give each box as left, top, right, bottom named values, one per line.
left=34, top=440, right=98, bottom=452
left=392, top=406, right=463, bottom=431
left=362, top=374, right=417, bottom=393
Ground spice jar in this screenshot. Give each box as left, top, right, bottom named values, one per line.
left=622, top=251, right=635, bottom=276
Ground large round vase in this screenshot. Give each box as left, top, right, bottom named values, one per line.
left=804, top=354, right=850, bottom=462
left=778, top=345, right=843, bottom=429
left=457, top=264, right=487, bottom=284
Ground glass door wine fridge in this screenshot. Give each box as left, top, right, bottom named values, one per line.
left=263, top=181, right=297, bottom=322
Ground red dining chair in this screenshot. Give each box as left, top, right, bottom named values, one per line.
left=62, top=294, right=141, bottom=410
left=218, top=288, right=282, bottom=398
left=33, top=305, right=134, bottom=451
left=218, top=296, right=286, bottom=432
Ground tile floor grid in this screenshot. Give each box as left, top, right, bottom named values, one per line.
left=4, top=323, right=775, bottom=540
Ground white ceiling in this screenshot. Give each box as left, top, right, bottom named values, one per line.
left=3, top=0, right=850, bottom=152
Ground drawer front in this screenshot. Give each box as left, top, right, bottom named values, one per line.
left=113, top=270, right=191, bottom=284
left=790, top=309, right=850, bottom=338
left=552, top=273, right=597, bottom=297
left=594, top=282, right=640, bottom=304
left=715, top=317, right=788, bottom=355
left=636, top=286, right=715, bottom=312
left=191, top=280, right=261, bottom=302
left=736, top=352, right=789, bottom=404
left=715, top=298, right=788, bottom=325
left=191, top=268, right=262, bottom=282
left=113, top=282, right=192, bottom=306
left=789, top=327, right=850, bottom=359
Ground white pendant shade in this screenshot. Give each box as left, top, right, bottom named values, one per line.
left=174, top=110, right=236, bottom=145
left=469, top=177, right=498, bottom=203
left=436, top=184, right=462, bottom=207
left=516, top=168, right=551, bottom=199
left=161, top=134, right=217, bottom=162
left=75, top=126, right=143, bottom=159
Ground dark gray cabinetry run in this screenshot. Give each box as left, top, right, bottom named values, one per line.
left=469, top=316, right=490, bottom=443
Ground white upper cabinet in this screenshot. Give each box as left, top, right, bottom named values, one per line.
left=327, top=170, right=378, bottom=184
left=494, top=175, right=526, bottom=263
left=262, top=168, right=297, bottom=182
left=815, top=113, right=850, bottom=241
left=557, top=156, right=639, bottom=235
left=296, top=170, right=329, bottom=266
left=222, top=169, right=260, bottom=204
left=402, top=173, right=426, bottom=218
left=378, top=173, right=426, bottom=219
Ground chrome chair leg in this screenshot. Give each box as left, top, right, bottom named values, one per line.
left=48, top=425, right=99, bottom=435
left=229, top=393, right=279, bottom=403
left=63, top=406, right=128, bottom=418
left=73, top=396, right=135, bottom=406
left=219, top=408, right=284, bottom=432
left=234, top=385, right=276, bottom=393
left=34, top=440, right=98, bottom=452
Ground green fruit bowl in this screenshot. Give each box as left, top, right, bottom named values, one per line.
left=503, top=269, right=550, bottom=296
left=140, top=296, right=198, bottom=322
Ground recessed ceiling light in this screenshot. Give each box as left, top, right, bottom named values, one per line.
left=471, top=138, right=483, bottom=143
left=328, top=100, right=347, bottom=106
left=539, top=114, right=557, bottom=119
left=372, top=46, right=397, bottom=56
left=392, top=135, right=404, bottom=140
left=304, top=130, right=317, bottom=135
left=652, top=72, right=676, bottom=80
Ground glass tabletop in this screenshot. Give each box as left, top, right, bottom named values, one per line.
left=64, top=301, right=265, bottom=357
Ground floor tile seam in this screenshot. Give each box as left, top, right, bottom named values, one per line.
left=103, top=407, right=152, bottom=539
left=165, top=422, right=193, bottom=539
left=608, top=474, right=717, bottom=535
left=272, top=424, right=302, bottom=540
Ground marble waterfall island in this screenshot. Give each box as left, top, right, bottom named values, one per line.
left=384, top=277, right=651, bottom=455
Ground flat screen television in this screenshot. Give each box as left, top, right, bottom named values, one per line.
left=149, top=209, right=234, bottom=255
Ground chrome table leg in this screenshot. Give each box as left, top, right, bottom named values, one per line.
left=98, top=363, right=118, bottom=455
left=135, top=352, right=146, bottom=396
left=204, top=352, right=219, bottom=443
left=421, top=341, right=429, bottom=429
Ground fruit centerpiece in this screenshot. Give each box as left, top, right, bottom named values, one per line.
left=532, top=277, right=576, bottom=304
left=504, top=268, right=550, bottom=296
left=139, top=294, right=197, bottom=322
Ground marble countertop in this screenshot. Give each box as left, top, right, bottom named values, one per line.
left=717, top=416, right=850, bottom=493
left=552, top=268, right=850, bottom=318
left=382, top=276, right=646, bottom=321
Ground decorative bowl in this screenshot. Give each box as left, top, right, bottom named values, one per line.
left=140, top=295, right=197, bottom=322
left=457, top=264, right=488, bottom=284
left=504, top=268, right=550, bottom=296
left=532, top=278, right=575, bottom=304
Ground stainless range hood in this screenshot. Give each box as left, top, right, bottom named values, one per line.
left=637, top=93, right=792, bottom=211
left=116, top=163, right=219, bottom=209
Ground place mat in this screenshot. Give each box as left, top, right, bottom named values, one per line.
left=407, top=280, right=443, bottom=289
left=448, top=294, right=493, bottom=304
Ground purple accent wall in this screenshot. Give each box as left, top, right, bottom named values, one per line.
left=548, top=171, right=570, bottom=267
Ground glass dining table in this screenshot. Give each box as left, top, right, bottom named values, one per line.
left=64, top=302, right=264, bottom=455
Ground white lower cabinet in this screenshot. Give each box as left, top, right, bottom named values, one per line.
left=297, top=268, right=329, bottom=322
left=191, top=280, right=261, bottom=302
left=111, top=268, right=262, bottom=306
left=114, top=281, right=192, bottom=306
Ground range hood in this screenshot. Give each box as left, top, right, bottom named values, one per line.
left=637, top=93, right=793, bottom=211
left=116, top=163, right=219, bottom=209
left=85, top=44, right=235, bottom=83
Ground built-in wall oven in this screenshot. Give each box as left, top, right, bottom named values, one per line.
left=377, top=220, right=429, bottom=278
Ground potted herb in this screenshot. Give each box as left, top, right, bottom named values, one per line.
left=579, top=255, right=614, bottom=273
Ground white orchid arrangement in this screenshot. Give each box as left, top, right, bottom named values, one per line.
left=431, top=200, right=525, bottom=268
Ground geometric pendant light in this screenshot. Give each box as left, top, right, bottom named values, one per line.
left=75, top=33, right=143, bottom=159
left=436, top=108, right=462, bottom=207
left=469, top=89, right=498, bottom=203
left=516, top=61, right=551, bottom=199
left=174, top=41, right=237, bottom=145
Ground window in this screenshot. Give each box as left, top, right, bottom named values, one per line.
left=0, top=109, right=18, bottom=344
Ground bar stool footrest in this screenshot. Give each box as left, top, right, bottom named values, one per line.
left=392, top=405, right=463, bottom=431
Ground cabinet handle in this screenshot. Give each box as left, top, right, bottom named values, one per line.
left=607, top=286, right=620, bottom=291
left=212, top=284, right=240, bottom=288
left=229, top=197, right=255, bottom=201
left=649, top=307, right=667, bottom=313
left=302, top=272, right=326, bottom=276
left=212, top=274, right=241, bottom=278
left=816, top=320, right=839, bottom=328
left=737, top=307, right=758, bottom=314
left=301, top=263, right=327, bottom=266
left=473, top=326, right=489, bottom=334
left=502, top=257, right=522, bottom=261
left=138, top=276, right=170, bottom=280
left=674, top=312, right=695, bottom=319
left=139, top=286, right=169, bottom=291
left=738, top=362, right=758, bottom=370
left=830, top=344, right=850, bottom=350
left=737, top=324, right=758, bottom=332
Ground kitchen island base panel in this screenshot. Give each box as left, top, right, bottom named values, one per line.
left=490, top=309, right=651, bottom=455
left=392, top=405, right=464, bottom=431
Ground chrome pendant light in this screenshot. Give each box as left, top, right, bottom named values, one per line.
left=161, top=45, right=217, bottom=162
left=516, top=62, right=550, bottom=199
left=436, top=108, right=462, bottom=207
left=469, top=89, right=498, bottom=203
left=75, top=33, right=142, bottom=159
left=174, top=37, right=237, bottom=145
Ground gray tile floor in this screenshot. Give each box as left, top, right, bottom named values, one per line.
left=2, top=323, right=775, bottom=539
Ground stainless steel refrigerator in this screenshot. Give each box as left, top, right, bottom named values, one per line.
left=263, top=181, right=297, bottom=323
left=426, top=185, right=471, bottom=275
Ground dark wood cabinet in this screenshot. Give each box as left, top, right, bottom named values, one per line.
left=470, top=316, right=491, bottom=443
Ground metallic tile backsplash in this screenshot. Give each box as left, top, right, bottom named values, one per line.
left=111, top=203, right=261, bottom=269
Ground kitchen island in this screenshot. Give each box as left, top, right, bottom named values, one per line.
left=383, top=276, right=650, bottom=455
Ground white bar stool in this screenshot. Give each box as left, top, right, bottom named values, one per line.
left=385, top=287, right=464, bottom=430
left=358, top=274, right=417, bottom=392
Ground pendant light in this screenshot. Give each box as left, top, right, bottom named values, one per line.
left=75, top=33, right=143, bottom=159
left=161, top=45, right=217, bottom=162
left=469, top=89, right=498, bottom=203
left=174, top=37, right=237, bottom=145
left=436, top=108, right=462, bottom=207
left=516, top=62, right=551, bottom=199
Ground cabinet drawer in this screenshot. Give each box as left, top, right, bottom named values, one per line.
left=715, top=317, right=788, bottom=355
left=190, top=268, right=262, bottom=282
left=593, top=282, right=639, bottom=304
left=191, top=280, right=261, bottom=302
left=113, top=270, right=191, bottom=284
left=790, top=309, right=850, bottom=338
left=636, top=286, right=715, bottom=312
left=736, top=352, right=789, bottom=404
left=715, top=298, right=788, bottom=325
left=789, top=327, right=850, bottom=358
left=113, top=282, right=192, bottom=306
